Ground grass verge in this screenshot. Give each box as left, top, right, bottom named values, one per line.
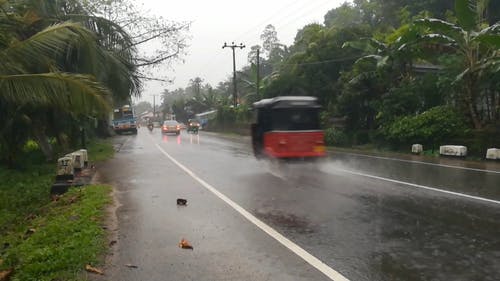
left=86, top=139, right=114, bottom=163
left=1, top=185, right=111, bottom=281
left=0, top=139, right=115, bottom=280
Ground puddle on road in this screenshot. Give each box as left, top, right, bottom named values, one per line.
left=254, top=209, right=316, bottom=234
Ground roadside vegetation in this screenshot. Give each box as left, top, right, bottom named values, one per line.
left=0, top=0, right=188, bottom=168
left=0, top=140, right=114, bottom=280
left=1, top=183, right=112, bottom=281
left=153, top=0, right=499, bottom=157
left=0, top=0, right=188, bottom=279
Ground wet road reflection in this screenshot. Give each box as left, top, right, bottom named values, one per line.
left=328, top=153, right=500, bottom=200
left=117, top=129, right=500, bottom=281
left=189, top=133, right=200, bottom=144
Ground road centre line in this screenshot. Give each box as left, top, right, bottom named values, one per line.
left=333, top=167, right=500, bottom=206
left=155, top=143, right=350, bottom=281
left=333, top=151, right=500, bottom=175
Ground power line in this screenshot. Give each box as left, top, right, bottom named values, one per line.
left=196, top=1, right=307, bottom=74
left=234, top=1, right=319, bottom=43
left=279, top=56, right=361, bottom=66
left=274, top=0, right=334, bottom=32
left=198, top=1, right=335, bottom=75
left=233, top=0, right=306, bottom=41
left=198, top=1, right=341, bottom=84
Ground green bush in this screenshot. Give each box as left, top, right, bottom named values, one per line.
left=235, top=104, right=252, bottom=123
left=212, top=105, right=252, bottom=132
left=382, top=106, right=469, bottom=149
left=215, top=106, right=236, bottom=128
left=325, top=128, right=350, bottom=146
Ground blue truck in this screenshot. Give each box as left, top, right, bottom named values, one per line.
left=112, top=105, right=138, bottom=134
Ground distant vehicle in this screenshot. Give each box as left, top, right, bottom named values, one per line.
left=251, top=96, right=325, bottom=161
left=162, top=120, right=181, bottom=135
left=187, top=119, right=200, bottom=134
left=112, top=105, right=137, bottom=135
left=152, top=121, right=161, bottom=128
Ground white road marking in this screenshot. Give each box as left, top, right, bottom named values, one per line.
left=332, top=151, right=500, bottom=174
left=155, top=143, right=350, bottom=281
left=331, top=167, right=500, bottom=206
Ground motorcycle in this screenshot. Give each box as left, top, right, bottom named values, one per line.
left=147, top=123, right=154, bottom=132
left=187, top=120, right=200, bottom=134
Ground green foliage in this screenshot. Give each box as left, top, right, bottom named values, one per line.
left=0, top=164, right=54, bottom=234
left=324, top=128, right=350, bottom=146
left=265, top=25, right=371, bottom=104
left=215, top=106, right=236, bottom=127
left=377, top=74, right=445, bottom=126
left=210, top=105, right=251, bottom=133
left=86, top=139, right=114, bottom=162
left=382, top=106, right=469, bottom=148
left=166, top=0, right=500, bottom=150
left=324, top=2, right=363, bottom=28
left=412, top=2, right=500, bottom=129
left=0, top=0, right=142, bottom=166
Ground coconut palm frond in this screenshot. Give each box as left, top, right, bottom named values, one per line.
left=0, top=72, right=111, bottom=115
left=0, top=22, right=98, bottom=72
left=63, top=14, right=134, bottom=50
left=99, top=49, right=141, bottom=99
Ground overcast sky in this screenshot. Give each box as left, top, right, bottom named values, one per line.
left=136, top=0, right=345, bottom=105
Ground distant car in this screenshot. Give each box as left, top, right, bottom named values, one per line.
left=162, top=120, right=181, bottom=135
left=152, top=121, right=161, bottom=128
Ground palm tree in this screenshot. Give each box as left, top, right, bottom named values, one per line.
left=0, top=0, right=139, bottom=165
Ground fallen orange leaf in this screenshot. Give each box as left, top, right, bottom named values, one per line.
left=179, top=238, right=193, bottom=249
left=85, top=264, right=104, bottom=275
left=0, top=269, right=13, bottom=281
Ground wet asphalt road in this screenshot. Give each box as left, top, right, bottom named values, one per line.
left=100, top=129, right=500, bottom=281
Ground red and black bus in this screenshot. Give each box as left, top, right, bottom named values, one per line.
left=251, top=96, right=326, bottom=161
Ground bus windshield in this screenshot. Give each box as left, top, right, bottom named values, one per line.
left=113, top=107, right=134, bottom=120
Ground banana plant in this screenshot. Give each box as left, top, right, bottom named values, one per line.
left=413, top=0, right=500, bottom=129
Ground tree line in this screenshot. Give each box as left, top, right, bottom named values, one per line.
left=160, top=0, right=499, bottom=154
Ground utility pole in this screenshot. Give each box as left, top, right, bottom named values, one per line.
left=256, top=48, right=260, bottom=99
left=152, top=94, right=157, bottom=118
left=222, top=42, right=245, bottom=107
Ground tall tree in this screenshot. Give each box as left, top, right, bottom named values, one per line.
left=260, top=24, right=279, bottom=58
left=324, top=2, right=363, bottom=28
left=188, top=77, right=204, bottom=96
